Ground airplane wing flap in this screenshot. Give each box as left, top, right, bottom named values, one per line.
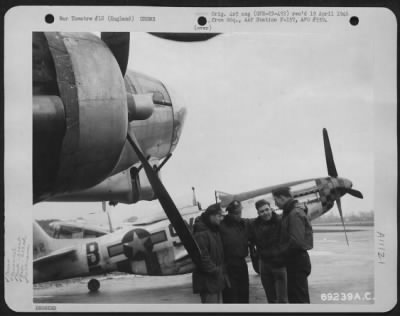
left=33, top=247, right=77, bottom=267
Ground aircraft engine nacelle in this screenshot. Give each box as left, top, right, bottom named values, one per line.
left=33, top=32, right=128, bottom=203
left=48, top=161, right=160, bottom=204
left=107, top=70, right=187, bottom=176
left=33, top=32, right=187, bottom=204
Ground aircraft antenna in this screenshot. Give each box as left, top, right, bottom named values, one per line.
left=192, top=187, right=197, bottom=206
left=102, top=201, right=114, bottom=233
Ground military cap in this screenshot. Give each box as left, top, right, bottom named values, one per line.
left=226, top=200, right=243, bottom=214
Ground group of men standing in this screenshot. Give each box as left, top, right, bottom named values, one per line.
left=191, top=187, right=313, bottom=304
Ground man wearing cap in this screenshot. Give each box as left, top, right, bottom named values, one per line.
left=272, top=187, right=313, bottom=303
left=219, top=200, right=250, bottom=303
left=192, top=203, right=228, bottom=303
left=250, top=199, right=288, bottom=303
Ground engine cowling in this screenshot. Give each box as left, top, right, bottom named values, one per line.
left=107, top=70, right=187, bottom=177
left=33, top=32, right=128, bottom=202
left=33, top=33, right=187, bottom=204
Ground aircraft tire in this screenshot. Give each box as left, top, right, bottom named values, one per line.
left=88, top=279, right=100, bottom=292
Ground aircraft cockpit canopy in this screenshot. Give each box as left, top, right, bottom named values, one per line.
left=51, top=222, right=108, bottom=239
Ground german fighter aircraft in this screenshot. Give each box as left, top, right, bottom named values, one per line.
left=33, top=129, right=363, bottom=291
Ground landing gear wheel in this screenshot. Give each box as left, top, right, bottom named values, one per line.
left=88, top=279, right=100, bottom=292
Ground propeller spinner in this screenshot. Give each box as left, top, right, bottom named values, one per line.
left=322, top=128, right=363, bottom=245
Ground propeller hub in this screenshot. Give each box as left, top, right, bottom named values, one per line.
left=342, top=178, right=353, bottom=189
left=335, top=177, right=352, bottom=197
left=338, top=177, right=363, bottom=199
left=317, top=177, right=350, bottom=210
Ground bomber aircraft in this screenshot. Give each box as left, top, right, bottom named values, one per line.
left=34, top=32, right=184, bottom=204
left=33, top=32, right=219, bottom=270
left=33, top=129, right=363, bottom=292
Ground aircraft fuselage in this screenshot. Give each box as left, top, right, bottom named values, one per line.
left=33, top=175, right=353, bottom=283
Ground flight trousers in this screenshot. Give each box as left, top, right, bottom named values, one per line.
left=286, top=250, right=312, bottom=303
left=260, top=261, right=288, bottom=303
left=222, top=258, right=249, bottom=303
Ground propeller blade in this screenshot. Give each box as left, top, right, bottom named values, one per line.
left=101, top=32, right=130, bottom=76
left=149, top=33, right=220, bottom=42
left=336, top=198, right=349, bottom=246
left=126, top=133, right=202, bottom=267
left=345, top=188, right=364, bottom=199
left=323, top=128, right=338, bottom=178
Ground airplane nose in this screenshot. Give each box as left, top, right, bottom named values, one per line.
left=334, top=177, right=353, bottom=198
left=166, top=85, right=188, bottom=153
left=342, top=178, right=353, bottom=189
left=171, top=104, right=187, bottom=153
left=174, top=106, right=187, bottom=136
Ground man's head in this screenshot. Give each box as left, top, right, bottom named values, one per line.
left=272, top=187, right=292, bottom=209
left=203, top=203, right=224, bottom=226
left=255, top=199, right=273, bottom=221
left=226, top=200, right=243, bottom=220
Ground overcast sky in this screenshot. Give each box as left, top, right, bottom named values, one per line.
left=34, top=29, right=390, bottom=225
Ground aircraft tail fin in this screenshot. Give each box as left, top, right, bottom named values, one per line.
left=215, top=190, right=234, bottom=208
left=33, top=221, right=56, bottom=258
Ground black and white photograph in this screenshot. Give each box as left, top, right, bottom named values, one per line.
left=4, top=6, right=397, bottom=313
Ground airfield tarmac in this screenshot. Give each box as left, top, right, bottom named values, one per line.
left=34, top=226, right=374, bottom=305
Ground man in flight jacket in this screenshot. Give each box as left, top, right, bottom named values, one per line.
left=272, top=187, right=313, bottom=303
left=192, top=203, right=228, bottom=303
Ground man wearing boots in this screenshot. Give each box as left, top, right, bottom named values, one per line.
left=219, top=200, right=250, bottom=303
left=250, top=199, right=288, bottom=303
left=272, top=187, right=313, bottom=303
left=192, top=203, right=228, bottom=303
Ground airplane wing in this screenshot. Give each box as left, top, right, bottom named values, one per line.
left=216, top=179, right=315, bottom=207
left=130, top=207, right=200, bottom=226
left=149, top=33, right=220, bottom=42
left=33, top=247, right=76, bottom=267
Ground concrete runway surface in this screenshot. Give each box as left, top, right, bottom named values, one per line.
left=34, top=226, right=374, bottom=305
